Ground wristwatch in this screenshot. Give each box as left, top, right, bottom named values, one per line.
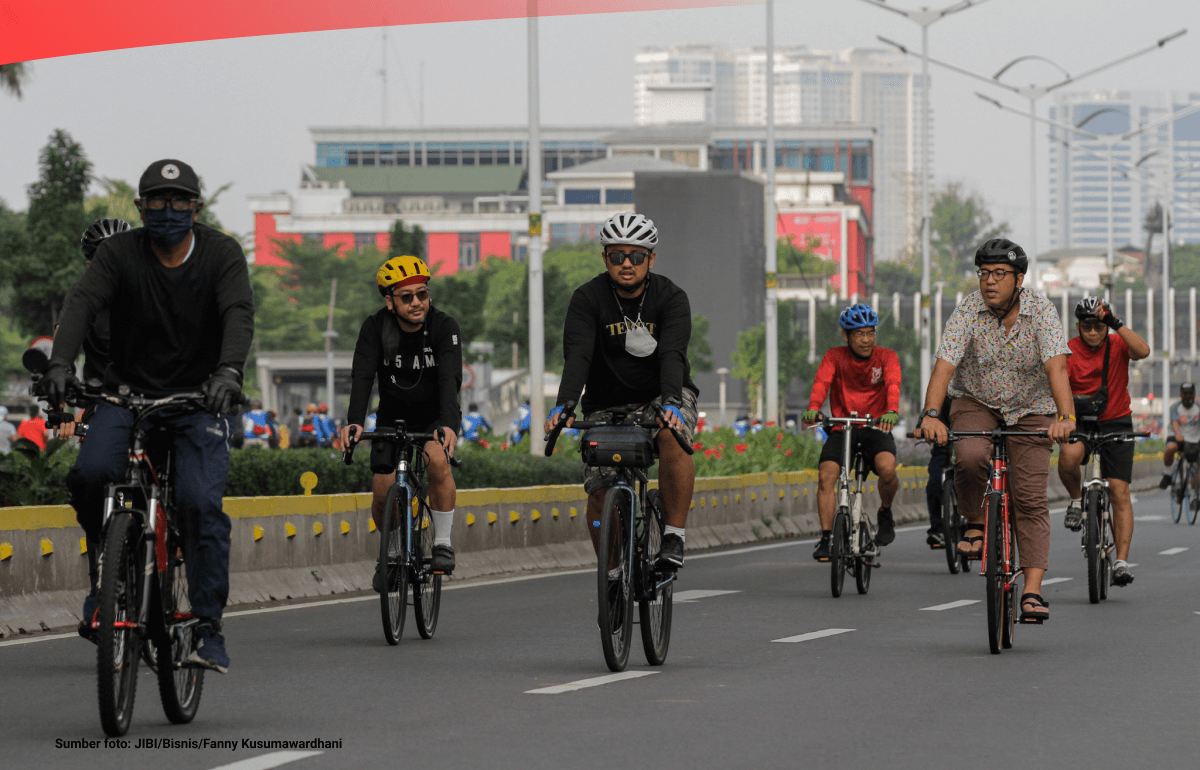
left=923, top=408, right=940, bottom=420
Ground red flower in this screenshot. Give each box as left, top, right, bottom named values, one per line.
left=775, top=443, right=782, bottom=450
left=479, top=440, right=491, bottom=449
left=735, top=444, right=747, bottom=453
left=776, top=432, right=784, bottom=442
left=719, top=443, right=726, bottom=450
left=785, top=449, right=792, bottom=456
left=693, top=441, right=704, bottom=451
left=705, top=448, right=718, bottom=458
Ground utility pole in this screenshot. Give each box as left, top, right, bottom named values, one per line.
left=764, top=0, right=778, bottom=426
left=527, top=4, right=546, bottom=455
left=324, top=278, right=339, bottom=420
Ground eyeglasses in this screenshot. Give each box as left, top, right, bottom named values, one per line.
left=392, top=288, right=430, bottom=305
left=847, top=329, right=877, bottom=339
left=1078, top=321, right=1106, bottom=332
left=604, top=250, right=651, bottom=266
left=141, top=196, right=198, bottom=212
left=976, top=267, right=1013, bottom=281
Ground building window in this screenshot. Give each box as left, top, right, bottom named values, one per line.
left=565, top=189, right=602, bottom=204
left=459, top=233, right=480, bottom=270
left=550, top=223, right=568, bottom=244
left=605, top=188, right=634, bottom=204
left=303, top=233, right=324, bottom=245
left=354, top=233, right=376, bottom=252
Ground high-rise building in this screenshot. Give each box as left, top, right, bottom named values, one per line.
left=635, top=45, right=929, bottom=263
left=1048, top=89, right=1200, bottom=253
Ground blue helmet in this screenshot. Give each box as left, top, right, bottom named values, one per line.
left=839, top=303, right=878, bottom=331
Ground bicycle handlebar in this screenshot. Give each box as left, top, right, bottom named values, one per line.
left=543, top=399, right=694, bottom=457
left=342, top=424, right=463, bottom=468
left=808, top=412, right=881, bottom=433
left=1067, top=429, right=1151, bottom=444
left=906, top=428, right=1049, bottom=440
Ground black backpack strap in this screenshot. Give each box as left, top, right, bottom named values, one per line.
left=1098, top=335, right=1110, bottom=400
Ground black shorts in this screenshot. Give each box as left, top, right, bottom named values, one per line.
left=1080, top=415, right=1136, bottom=483
left=1166, top=437, right=1200, bottom=461
left=370, top=417, right=443, bottom=475
left=818, top=429, right=897, bottom=476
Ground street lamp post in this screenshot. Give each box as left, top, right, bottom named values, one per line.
left=527, top=9, right=546, bottom=456
left=765, top=0, right=778, bottom=425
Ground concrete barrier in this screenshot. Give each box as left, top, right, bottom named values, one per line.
left=0, top=455, right=1164, bottom=637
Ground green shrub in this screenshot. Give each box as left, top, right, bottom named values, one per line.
left=0, top=438, right=78, bottom=506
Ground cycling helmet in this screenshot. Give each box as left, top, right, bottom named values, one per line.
left=318, top=402, right=328, bottom=413
left=1183, top=383, right=1196, bottom=394
left=599, top=212, right=658, bottom=250
left=839, top=303, right=879, bottom=330
left=1075, top=296, right=1106, bottom=323
left=377, top=255, right=430, bottom=296
left=80, top=218, right=131, bottom=261
left=974, top=238, right=1028, bottom=274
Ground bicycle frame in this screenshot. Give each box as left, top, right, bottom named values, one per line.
left=607, top=467, right=677, bottom=602
left=822, top=414, right=879, bottom=559
left=981, top=440, right=1018, bottom=586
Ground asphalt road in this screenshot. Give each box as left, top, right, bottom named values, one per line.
left=4, top=487, right=1198, bottom=770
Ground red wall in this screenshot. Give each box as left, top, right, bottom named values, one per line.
left=427, top=233, right=459, bottom=276
left=480, top=232, right=511, bottom=261
left=253, top=212, right=297, bottom=267
left=323, top=233, right=354, bottom=256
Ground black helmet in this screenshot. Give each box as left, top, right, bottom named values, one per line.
left=974, top=238, right=1028, bottom=274
left=1075, top=296, right=1105, bottom=322
left=80, top=218, right=131, bottom=261
left=1183, top=382, right=1196, bottom=394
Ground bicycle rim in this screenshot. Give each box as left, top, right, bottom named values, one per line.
left=638, top=489, right=672, bottom=666
left=854, top=522, right=872, bottom=595
left=413, top=502, right=441, bottom=639
left=97, top=512, right=142, bottom=736
left=1099, top=512, right=1112, bottom=601
left=1001, top=522, right=1016, bottom=650
left=379, top=486, right=409, bottom=645
left=830, top=510, right=848, bottom=598
left=1085, top=489, right=1102, bottom=604
left=156, top=532, right=203, bottom=723
left=1171, top=465, right=1185, bottom=523
left=985, top=495, right=1003, bottom=655
left=942, top=483, right=961, bottom=574
left=598, top=488, right=633, bottom=672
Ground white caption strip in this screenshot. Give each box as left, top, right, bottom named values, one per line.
left=673, top=590, right=740, bottom=603
left=1159, top=547, right=1189, bottom=556
left=526, top=670, right=658, bottom=695
left=772, top=628, right=855, bottom=643
left=207, top=751, right=323, bottom=770
left=920, top=599, right=980, bottom=611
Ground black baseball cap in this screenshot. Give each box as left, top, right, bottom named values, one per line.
left=138, top=159, right=201, bottom=197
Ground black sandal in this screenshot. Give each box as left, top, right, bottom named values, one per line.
left=1019, top=593, right=1050, bottom=624
left=956, top=528, right=984, bottom=560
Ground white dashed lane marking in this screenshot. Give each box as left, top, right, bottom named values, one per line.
left=1159, top=547, right=1189, bottom=556
left=772, top=628, right=855, bottom=643
left=1134, top=515, right=1165, bottom=521
left=920, top=599, right=980, bottom=611
left=525, top=671, right=658, bottom=695
left=673, top=590, right=740, bottom=603
left=206, top=751, right=323, bottom=770
left=1040, top=577, right=1073, bottom=586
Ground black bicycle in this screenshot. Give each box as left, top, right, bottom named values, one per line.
left=940, top=466, right=970, bottom=575
left=546, top=400, right=693, bottom=672
left=343, top=422, right=461, bottom=645
left=1167, top=441, right=1200, bottom=526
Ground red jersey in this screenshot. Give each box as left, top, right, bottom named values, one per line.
left=1067, top=333, right=1131, bottom=421
left=16, top=417, right=47, bottom=450
left=808, top=346, right=901, bottom=422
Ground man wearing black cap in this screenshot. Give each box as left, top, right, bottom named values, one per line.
left=39, top=159, right=254, bottom=674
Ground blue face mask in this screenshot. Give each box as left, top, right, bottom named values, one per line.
left=143, top=206, right=194, bottom=247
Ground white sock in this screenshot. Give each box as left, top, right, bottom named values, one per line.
left=432, top=509, right=454, bottom=547
left=1114, top=559, right=1128, bottom=569
left=664, top=525, right=686, bottom=542
left=607, top=567, right=621, bottom=580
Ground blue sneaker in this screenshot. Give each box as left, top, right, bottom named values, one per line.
left=188, top=623, right=229, bottom=674
left=78, top=593, right=98, bottom=644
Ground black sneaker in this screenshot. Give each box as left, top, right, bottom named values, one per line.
left=372, top=560, right=384, bottom=593
left=1063, top=501, right=1084, bottom=532
left=875, top=508, right=896, bottom=546
left=657, top=533, right=685, bottom=569
left=813, top=534, right=831, bottom=562
left=431, top=544, right=455, bottom=574
left=1160, top=472, right=1173, bottom=490
left=78, top=592, right=98, bottom=645
left=188, top=621, right=229, bottom=674
left=1112, top=564, right=1135, bottom=586
left=926, top=531, right=945, bottom=549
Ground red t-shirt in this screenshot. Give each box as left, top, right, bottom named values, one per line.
left=16, top=418, right=47, bottom=450
left=808, top=346, right=902, bottom=421
left=1066, top=333, right=1131, bottom=421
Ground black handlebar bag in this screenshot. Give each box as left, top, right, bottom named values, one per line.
left=580, top=426, right=656, bottom=468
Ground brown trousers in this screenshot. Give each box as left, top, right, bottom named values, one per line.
left=951, top=397, right=1055, bottom=571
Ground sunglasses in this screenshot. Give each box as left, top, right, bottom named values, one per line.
left=605, top=250, right=651, bottom=266
left=141, top=196, right=198, bottom=212
left=391, top=288, right=430, bottom=305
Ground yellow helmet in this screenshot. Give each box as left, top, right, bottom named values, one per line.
left=377, top=255, right=430, bottom=295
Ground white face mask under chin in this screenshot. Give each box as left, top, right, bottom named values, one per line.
left=624, top=317, right=658, bottom=358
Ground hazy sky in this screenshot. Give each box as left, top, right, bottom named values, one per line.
left=2, top=0, right=1198, bottom=254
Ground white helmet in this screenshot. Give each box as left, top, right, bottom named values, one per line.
left=599, top=211, right=658, bottom=249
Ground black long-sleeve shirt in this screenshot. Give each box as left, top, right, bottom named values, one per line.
left=347, top=305, right=462, bottom=432
left=59, top=282, right=110, bottom=385
left=50, top=224, right=255, bottom=397
left=557, top=272, right=698, bottom=415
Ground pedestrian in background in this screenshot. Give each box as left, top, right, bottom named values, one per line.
left=17, top=405, right=47, bottom=451
left=0, top=406, right=16, bottom=453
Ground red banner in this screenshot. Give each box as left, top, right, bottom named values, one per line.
left=1, top=1, right=760, bottom=65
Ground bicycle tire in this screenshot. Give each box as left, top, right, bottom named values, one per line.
left=1001, top=506, right=1016, bottom=650
left=942, top=476, right=961, bottom=575
left=155, top=530, right=203, bottom=723
left=1170, top=463, right=1186, bottom=524
left=379, top=485, right=409, bottom=645
left=854, top=520, right=873, bottom=595
left=830, top=509, right=849, bottom=598
left=598, top=487, right=633, bottom=672
left=638, top=489, right=673, bottom=666
left=1188, top=464, right=1200, bottom=526
left=412, top=500, right=441, bottom=639
left=985, top=494, right=1004, bottom=655
left=1099, top=508, right=1112, bottom=601
left=1085, top=488, right=1103, bottom=604
left=97, top=512, right=143, bottom=736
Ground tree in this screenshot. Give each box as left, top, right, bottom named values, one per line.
left=689, top=314, right=714, bottom=373
left=85, top=178, right=139, bottom=224
left=930, top=182, right=1009, bottom=288
left=777, top=235, right=836, bottom=278
left=731, top=300, right=808, bottom=414
left=387, top=219, right=426, bottom=260
left=1, top=62, right=29, bottom=99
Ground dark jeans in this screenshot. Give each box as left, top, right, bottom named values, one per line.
left=926, top=446, right=952, bottom=531
left=66, top=402, right=235, bottom=618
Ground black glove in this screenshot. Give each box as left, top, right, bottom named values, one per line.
left=34, top=362, right=72, bottom=407
left=202, top=367, right=242, bottom=417
left=1100, top=302, right=1123, bottom=330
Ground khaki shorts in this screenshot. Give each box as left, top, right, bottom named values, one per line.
left=582, top=388, right=698, bottom=495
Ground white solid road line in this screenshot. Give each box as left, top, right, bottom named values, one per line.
left=772, top=628, right=855, bottom=643
left=1134, top=515, right=1165, bottom=521
left=1159, top=547, right=1189, bottom=556
left=525, top=670, right=659, bottom=695
left=1040, top=577, right=1074, bottom=586
left=674, top=590, right=740, bottom=603
left=0, top=632, right=76, bottom=648
left=206, top=751, right=322, bottom=770
left=920, top=599, right=980, bottom=611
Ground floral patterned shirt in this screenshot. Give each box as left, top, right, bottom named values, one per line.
left=937, top=289, right=1070, bottom=425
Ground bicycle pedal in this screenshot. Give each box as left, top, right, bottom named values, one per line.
left=1018, top=617, right=1045, bottom=625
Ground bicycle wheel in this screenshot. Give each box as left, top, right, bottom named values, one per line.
left=1084, top=488, right=1103, bottom=604
left=1099, top=509, right=1112, bottom=601
left=985, top=495, right=1004, bottom=655
left=598, top=487, right=633, bottom=672
left=156, top=530, right=203, bottom=724
left=941, top=476, right=961, bottom=575
left=1000, top=504, right=1016, bottom=650
left=96, top=512, right=143, bottom=736
left=412, top=501, right=441, bottom=639
left=854, top=520, right=873, bottom=595
left=1188, top=464, right=1200, bottom=526
left=378, top=485, right=409, bottom=645
left=638, top=489, right=673, bottom=666
left=1170, top=463, right=1186, bottom=524
left=830, top=509, right=849, bottom=598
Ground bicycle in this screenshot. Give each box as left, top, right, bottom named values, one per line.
left=909, top=425, right=1048, bottom=654
left=343, top=422, right=462, bottom=646
left=813, top=413, right=882, bottom=598
left=545, top=399, right=694, bottom=672
left=1167, top=442, right=1200, bottom=525
left=1068, top=419, right=1149, bottom=603
left=939, top=466, right=970, bottom=575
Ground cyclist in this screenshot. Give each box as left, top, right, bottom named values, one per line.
left=802, top=303, right=902, bottom=560
left=1057, top=297, right=1149, bottom=587
left=16, top=405, right=47, bottom=450
left=242, top=399, right=271, bottom=448
left=338, top=255, right=463, bottom=584
left=460, top=402, right=492, bottom=445
left=0, top=406, right=14, bottom=454
left=1161, top=382, right=1200, bottom=489
left=544, top=211, right=698, bottom=569
left=509, top=398, right=532, bottom=444
left=295, top=403, right=320, bottom=447
left=38, top=158, right=254, bottom=672
left=914, top=238, right=1074, bottom=623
